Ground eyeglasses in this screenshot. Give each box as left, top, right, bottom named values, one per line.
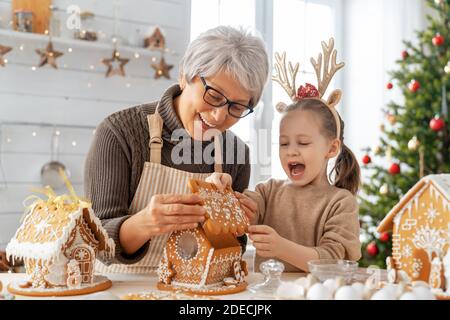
left=200, top=77, right=253, bottom=119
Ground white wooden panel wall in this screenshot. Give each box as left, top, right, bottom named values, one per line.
left=0, top=0, right=191, bottom=249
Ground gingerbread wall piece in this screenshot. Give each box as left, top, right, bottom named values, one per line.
left=5, top=176, right=115, bottom=297
left=377, top=174, right=450, bottom=298
left=157, top=179, right=250, bottom=295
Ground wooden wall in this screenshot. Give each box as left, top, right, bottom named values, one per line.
left=0, top=0, right=191, bottom=248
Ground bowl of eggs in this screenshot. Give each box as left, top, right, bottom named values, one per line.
left=307, top=259, right=358, bottom=284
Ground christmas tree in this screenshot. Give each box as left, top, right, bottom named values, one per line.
left=358, top=0, right=450, bottom=268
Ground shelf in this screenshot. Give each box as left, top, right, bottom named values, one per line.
left=0, top=28, right=179, bottom=58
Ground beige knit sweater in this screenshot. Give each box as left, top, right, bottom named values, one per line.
left=84, top=84, right=250, bottom=265
left=244, top=179, right=361, bottom=272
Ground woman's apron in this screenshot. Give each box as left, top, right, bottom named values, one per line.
left=95, top=109, right=223, bottom=274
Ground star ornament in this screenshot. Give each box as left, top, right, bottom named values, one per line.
left=0, top=44, right=12, bottom=67
left=151, top=56, right=173, bottom=79
left=102, top=50, right=130, bottom=77
left=36, top=41, right=63, bottom=69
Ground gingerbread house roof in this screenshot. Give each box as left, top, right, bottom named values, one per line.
left=188, top=180, right=249, bottom=236
left=377, top=174, right=450, bottom=233
left=6, top=203, right=115, bottom=263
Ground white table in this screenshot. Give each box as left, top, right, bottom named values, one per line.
left=0, top=268, right=385, bottom=300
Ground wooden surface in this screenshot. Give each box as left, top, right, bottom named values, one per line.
left=0, top=268, right=387, bottom=300
left=12, top=0, right=52, bottom=34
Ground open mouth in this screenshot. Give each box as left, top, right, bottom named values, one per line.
left=288, top=162, right=305, bottom=178
left=198, top=113, right=217, bottom=128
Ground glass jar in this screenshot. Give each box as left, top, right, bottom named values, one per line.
left=247, top=259, right=285, bottom=298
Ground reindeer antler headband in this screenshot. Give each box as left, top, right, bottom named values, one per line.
left=272, top=38, right=344, bottom=139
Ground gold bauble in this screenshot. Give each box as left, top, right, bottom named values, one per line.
left=380, top=184, right=389, bottom=195
left=445, top=61, right=450, bottom=74
left=372, top=145, right=382, bottom=155
left=387, top=114, right=397, bottom=125
left=407, top=136, right=420, bottom=151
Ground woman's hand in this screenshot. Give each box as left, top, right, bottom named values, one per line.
left=205, top=172, right=232, bottom=191
left=144, top=194, right=206, bottom=234
left=119, top=194, right=206, bottom=254
left=248, top=225, right=285, bottom=258
left=235, top=192, right=258, bottom=225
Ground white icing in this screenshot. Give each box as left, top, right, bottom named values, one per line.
left=199, top=248, right=214, bottom=287
left=9, top=275, right=110, bottom=293
left=44, top=253, right=68, bottom=286
left=6, top=207, right=115, bottom=263
left=426, top=174, right=449, bottom=202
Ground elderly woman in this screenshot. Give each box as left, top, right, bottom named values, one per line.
left=85, top=26, right=269, bottom=273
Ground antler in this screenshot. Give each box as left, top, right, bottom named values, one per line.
left=310, top=38, right=345, bottom=98
left=272, top=52, right=300, bottom=101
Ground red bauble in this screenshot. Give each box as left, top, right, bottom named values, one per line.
left=389, top=163, right=401, bottom=175
left=401, top=50, right=409, bottom=60
left=362, top=155, right=371, bottom=165
left=379, top=232, right=390, bottom=242
left=367, top=242, right=379, bottom=257
left=386, top=82, right=393, bottom=90
left=432, top=33, right=444, bottom=46
left=429, top=116, right=445, bottom=132
left=408, top=80, right=420, bottom=93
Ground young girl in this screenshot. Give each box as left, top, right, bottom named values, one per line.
left=206, top=39, right=362, bottom=272
left=207, top=98, right=361, bottom=272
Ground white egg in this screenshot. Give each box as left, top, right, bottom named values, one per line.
left=399, top=292, right=417, bottom=300
left=307, top=283, right=332, bottom=300
left=294, top=277, right=308, bottom=288
left=382, top=284, right=401, bottom=298
left=412, top=280, right=429, bottom=288
left=334, top=286, right=361, bottom=300
left=276, top=282, right=305, bottom=299
left=351, top=282, right=365, bottom=299
left=370, top=288, right=396, bottom=300
left=323, top=279, right=337, bottom=293
left=412, top=286, right=435, bottom=300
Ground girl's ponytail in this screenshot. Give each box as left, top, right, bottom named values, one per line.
left=331, top=118, right=360, bottom=195
left=332, top=143, right=361, bottom=195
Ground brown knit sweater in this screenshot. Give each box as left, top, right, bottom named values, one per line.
left=84, top=85, right=250, bottom=265
left=244, top=179, right=361, bottom=272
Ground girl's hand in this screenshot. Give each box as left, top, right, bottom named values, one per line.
left=205, top=172, right=232, bottom=191
left=248, top=225, right=285, bottom=258
left=235, top=192, right=258, bottom=225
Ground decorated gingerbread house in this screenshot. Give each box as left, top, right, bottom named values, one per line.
left=377, top=174, right=450, bottom=294
left=157, top=179, right=249, bottom=295
left=144, top=27, right=165, bottom=49
left=6, top=182, right=115, bottom=297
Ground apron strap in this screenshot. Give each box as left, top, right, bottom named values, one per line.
left=147, top=113, right=164, bottom=164
left=147, top=106, right=223, bottom=172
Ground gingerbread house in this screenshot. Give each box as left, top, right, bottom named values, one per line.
left=377, top=174, right=450, bottom=293
left=144, top=27, right=165, bottom=49
left=157, top=179, right=249, bottom=295
left=6, top=186, right=115, bottom=296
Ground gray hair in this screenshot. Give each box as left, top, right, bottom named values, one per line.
left=179, top=26, right=269, bottom=106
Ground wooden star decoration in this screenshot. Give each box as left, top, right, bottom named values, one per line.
left=151, top=57, right=173, bottom=79
left=102, top=50, right=130, bottom=77
left=0, top=44, right=12, bottom=67
left=35, top=41, right=63, bottom=69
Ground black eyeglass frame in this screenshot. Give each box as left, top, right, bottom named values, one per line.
left=200, top=76, right=254, bottom=119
